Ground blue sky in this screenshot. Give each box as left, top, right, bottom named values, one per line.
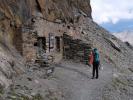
left=101, top=19, right=133, bottom=32
left=91, top=0, right=133, bottom=33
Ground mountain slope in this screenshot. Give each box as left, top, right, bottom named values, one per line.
left=80, top=18, right=133, bottom=100
left=0, top=0, right=133, bottom=100
left=113, top=30, right=133, bottom=45
left=2, top=17, right=132, bottom=100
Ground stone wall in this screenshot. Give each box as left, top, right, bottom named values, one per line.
left=20, top=16, right=92, bottom=64
left=22, top=31, right=37, bottom=63
left=63, top=34, right=92, bottom=64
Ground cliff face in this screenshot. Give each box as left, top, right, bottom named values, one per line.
left=0, top=0, right=92, bottom=49
left=0, top=0, right=92, bottom=88
left=0, top=0, right=31, bottom=88
left=0, top=0, right=92, bottom=22
left=36, top=0, right=92, bottom=21
left=0, top=0, right=30, bottom=46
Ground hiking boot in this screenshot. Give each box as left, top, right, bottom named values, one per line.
left=91, top=77, right=94, bottom=79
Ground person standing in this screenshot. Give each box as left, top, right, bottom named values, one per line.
left=89, top=48, right=100, bottom=79
left=91, top=48, right=100, bottom=79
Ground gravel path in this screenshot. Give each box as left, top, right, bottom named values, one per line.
left=54, top=60, right=113, bottom=100
left=10, top=60, right=113, bottom=100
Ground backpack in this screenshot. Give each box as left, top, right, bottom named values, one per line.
left=93, top=50, right=99, bottom=62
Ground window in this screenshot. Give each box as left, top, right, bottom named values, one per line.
left=49, top=33, right=55, bottom=52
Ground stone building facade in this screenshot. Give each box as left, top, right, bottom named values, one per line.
left=14, top=15, right=92, bottom=66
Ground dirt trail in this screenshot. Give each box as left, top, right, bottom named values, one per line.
left=10, top=60, right=113, bottom=100
left=54, top=60, right=113, bottom=100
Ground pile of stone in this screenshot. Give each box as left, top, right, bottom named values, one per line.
left=35, top=55, right=55, bottom=77
left=63, top=34, right=92, bottom=64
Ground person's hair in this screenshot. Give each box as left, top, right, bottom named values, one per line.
left=94, top=48, right=97, bottom=51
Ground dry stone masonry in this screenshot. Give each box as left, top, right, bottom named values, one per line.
left=63, top=34, right=92, bottom=64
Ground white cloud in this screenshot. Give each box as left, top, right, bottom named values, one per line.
left=91, top=0, right=133, bottom=24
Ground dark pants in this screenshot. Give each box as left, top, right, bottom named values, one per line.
left=92, top=61, right=100, bottom=78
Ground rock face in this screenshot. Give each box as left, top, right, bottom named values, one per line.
left=36, top=0, right=92, bottom=21
left=0, top=43, right=25, bottom=88
left=0, top=0, right=92, bottom=22
left=0, top=0, right=92, bottom=51
left=0, top=0, right=92, bottom=89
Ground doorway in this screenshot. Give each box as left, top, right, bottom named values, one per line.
left=55, top=36, right=60, bottom=52
left=35, top=37, right=46, bottom=58
left=37, top=37, right=46, bottom=51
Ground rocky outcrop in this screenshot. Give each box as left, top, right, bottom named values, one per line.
left=36, top=0, right=92, bottom=22
left=0, top=0, right=92, bottom=22
left=0, top=43, right=25, bottom=88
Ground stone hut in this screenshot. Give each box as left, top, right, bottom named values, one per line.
left=14, top=16, right=92, bottom=66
